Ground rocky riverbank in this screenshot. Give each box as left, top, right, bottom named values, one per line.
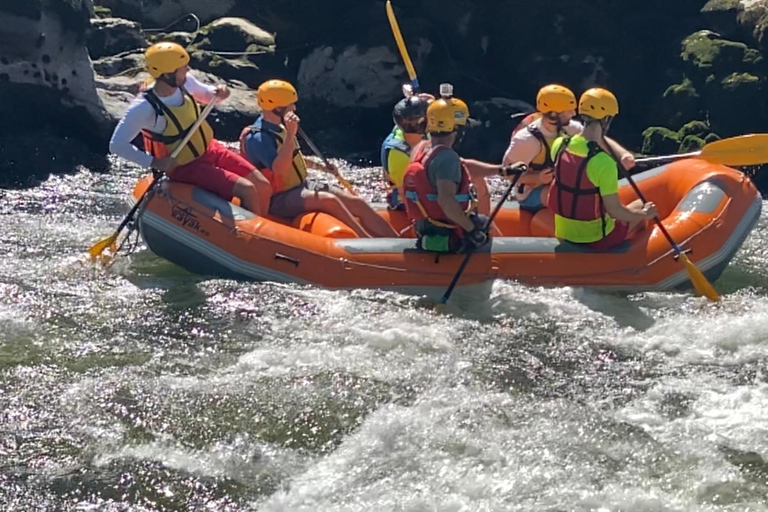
left=2, top=0, right=768, bottom=189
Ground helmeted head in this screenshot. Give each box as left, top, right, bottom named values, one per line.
left=145, top=42, right=190, bottom=86
left=578, top=88, right=618, bottom=120
left=426, top=97, right=469, bottom=135
left=536, top=84, right=577, bottom=126
left=257, top=80, right=298, bottom=116
left=393, top=96, right=430, bottom=134
left=537, top=84, right=577, bottom=114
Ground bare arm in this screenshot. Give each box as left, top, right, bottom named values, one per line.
left=602, top=193, right=655, bottom=223
left=436, top=180, right=476, bottom=231
left=601, top=137, right=636, bottom=170
left=462, top=158, right=542, bottom=186
left=271, top=112, right=299, bottom=178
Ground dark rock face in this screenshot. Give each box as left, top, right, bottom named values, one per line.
left=0, top=0, right=112, bottom=187
left=87, top=16, right=147, bottom=59
left=4, top=0, right=768, bottom=189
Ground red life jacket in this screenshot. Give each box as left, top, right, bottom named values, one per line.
left=403, top=143, right=474, bottom=229
left=547, top=137, right=608, bottom=235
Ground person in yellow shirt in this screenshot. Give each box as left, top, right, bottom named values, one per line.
left=547, top=88, right=657, bottom=250
left=380, top=94, right=431, bottom=209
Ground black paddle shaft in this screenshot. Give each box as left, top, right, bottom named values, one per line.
left=440, top=172, right=523, bottom=304
left=116, top=176, right=162, bottom=235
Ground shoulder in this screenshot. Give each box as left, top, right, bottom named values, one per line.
left=512, top=123, right=537, bottom=142
left=123, top=96, right=157, bottom=122
left=551, top=136, right=567, bottom=153
left=588, top=151, right=618, bottom=176
left=564, top=119, right=584, bottom=135
left=428, top=148, right=461, bottom=176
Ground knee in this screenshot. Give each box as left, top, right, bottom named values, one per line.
left=318, top=192, right=344, bottom=211
left=249, top=170, right=273, bottom=192
left=235, top=178, right=257, bottom=197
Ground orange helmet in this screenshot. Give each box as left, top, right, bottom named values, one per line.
left=536, top=84, right=577, bottom=113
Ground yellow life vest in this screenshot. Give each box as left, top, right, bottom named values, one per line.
left=141, top=87, right=214, bottom=167
left=248, top=120, right=308, bottom=193
left=528, top=125, right=557, bottom=171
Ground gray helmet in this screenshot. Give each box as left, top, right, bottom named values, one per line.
left=393, top=96, right=429, bottom=134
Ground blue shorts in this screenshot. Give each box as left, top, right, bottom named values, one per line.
left=518, top=186, right=545, bottom=212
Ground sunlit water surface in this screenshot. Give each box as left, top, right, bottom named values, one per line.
left=2, top=157, right=767, bottom=511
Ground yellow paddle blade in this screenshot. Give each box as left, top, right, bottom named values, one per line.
left=386, top=0, right=418, bottom=82
left=678, top=252, right=720, bottom=302
left=88, top=232, right=118, bottom=260
left=700, top=134, right=768, bottom=166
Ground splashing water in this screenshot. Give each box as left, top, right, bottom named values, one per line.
left=2, top=157, right=768, bottom=511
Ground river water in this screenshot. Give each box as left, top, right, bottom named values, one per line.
left=2, top=157, right=768, bottom=511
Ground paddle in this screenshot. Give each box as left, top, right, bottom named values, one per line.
left=297, top=127, right=359, bottom=196
left=604, top=141, right=720, bottom=302
left=88, top=99, right=218, bottom=260
left=440, top=171, right=523, bottom=304
left=386, top=0, right=420, bottom=93
left=635, top=134, right=768, bottom=167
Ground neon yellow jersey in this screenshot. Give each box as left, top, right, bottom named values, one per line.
left=387, top=148, right=411, bottom=188
left=550, top=135, right=617, bottom=243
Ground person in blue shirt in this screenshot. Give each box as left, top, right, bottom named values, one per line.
left=241, top=80, right=399, bottom=238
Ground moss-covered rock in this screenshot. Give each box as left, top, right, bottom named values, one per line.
left=642, top=126, right=680, bottom=155
left=681, top=30, right=762, bottom=80
left=678, top=120, right=711, bottom=139
left=679, top=134, right=706, bottom=152
left=701, top=0, right=743, bottom=40
left=185, top=18, right=278, bottom=88
left=704, top=132, right=721, bottom=144
left=661, top=78, right=703, bottom=129
left=93, top=5, right=112, bottom=19
left=192, top=17, right=274, bottom=53
left=706, top=71, right=765, bottom=136
left=147, top=31, right=193, bottom=47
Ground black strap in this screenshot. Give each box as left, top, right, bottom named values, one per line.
left=143, top=88, right=201, bottom=158
left=527, top=125, right=554, bottom=171
left=250, top=125, right=304, bottom=183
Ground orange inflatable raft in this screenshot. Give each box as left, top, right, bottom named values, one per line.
left=131, top=159, right=761, bottom=298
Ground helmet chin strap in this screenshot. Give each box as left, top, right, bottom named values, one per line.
left=453, top=126, right=466, bottom=148
left=158, top=72, right=180, bottom=88
left=600, top=116, right=613, bottom=136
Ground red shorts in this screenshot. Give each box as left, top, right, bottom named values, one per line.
left=586, top=221, right=629, bottom=251
left=168, top=139, right=255, bottom=199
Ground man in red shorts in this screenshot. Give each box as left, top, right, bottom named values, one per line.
left=109, top=42, right=272, bottom=215
left=547, top=88, right=657, bottom=250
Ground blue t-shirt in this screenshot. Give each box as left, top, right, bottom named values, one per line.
left=242, top=116, right=282, bottom=169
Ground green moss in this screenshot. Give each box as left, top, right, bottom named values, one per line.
left=681, top=30, right=762, bottom=77
left=678, top=120, right=710, bottom=139
left=721, top=71, right=761, bottom=90
left=704, top=132, right=721, bottom=144
left=641, top=126, right=680, bottom=155
left=662, top=79, right=702, bottom=129
left=93, top=5, right=111, bottom=18
left=679, top=134, right=706, bottom=152
left=701, top=0, right=741, bottom=11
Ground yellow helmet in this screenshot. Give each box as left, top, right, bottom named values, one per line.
left=536, top=84, right=577, bottom=113
left=257, top=80, right=298, bottom=111
left=426, top=98, right=469, bottom=134
left=145, top=42, right=190, bottom=79
left=578, top=88, right=619, bottom=120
